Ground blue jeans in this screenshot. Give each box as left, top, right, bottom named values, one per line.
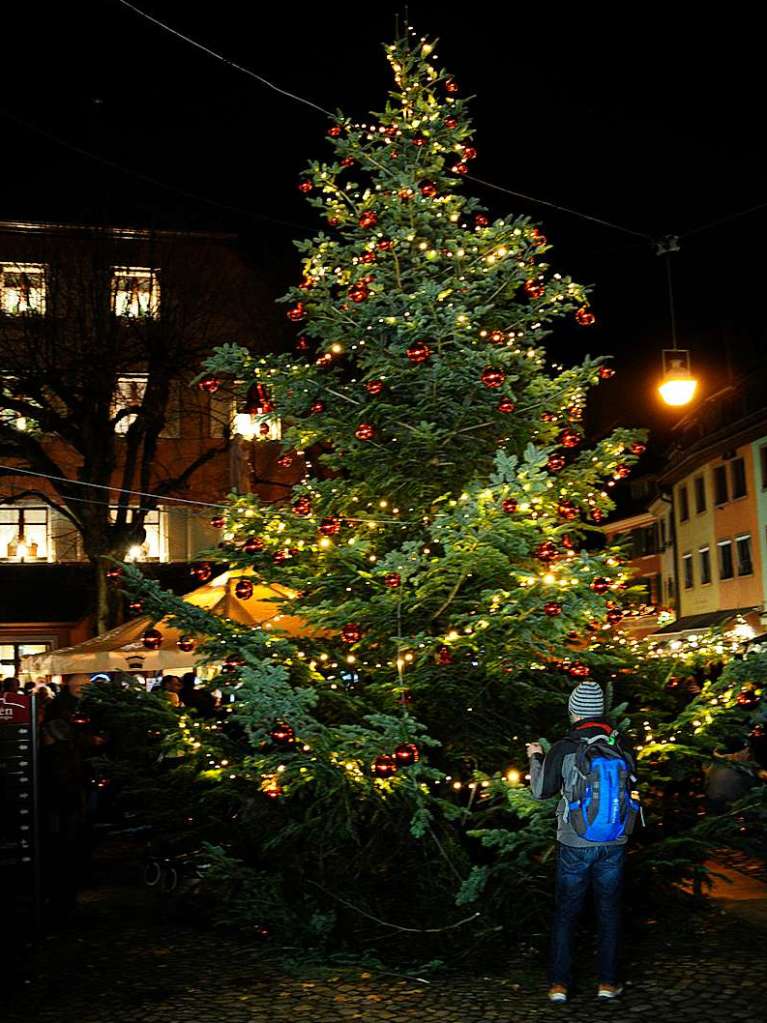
left=550, top=843, right=625, bottom=987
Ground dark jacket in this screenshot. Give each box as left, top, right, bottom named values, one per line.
left=529, top=718, right=636, bottom=847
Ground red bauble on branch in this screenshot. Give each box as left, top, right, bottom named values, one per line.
left=541, top=411, right=558, bottom=423
left=191, top=562, right=212, bottom=583
left=243, top=536, right=265, bottom=553
left=411, top=135, right=427, bottom=147
left=590, top=508, right=606, bottom=523
left=292, top=497, right=312, bottom=516
left=445, top=78, right=459, bottom=93
left=481, top=367, right=505, bottom=389
left=531, top=227, right=547, bottom=247
left=287, top=303, right=305, bottom=322
left=355, top=423, right=375, bottom=441
left=394, top=743, right=419, bottom=766
left=359, top=211, right=378, bottom=229
left=598, top=366, right=615, bottom=380
left=360, top=251, right=376, bottom=264
left=142, top=628, right=163, bottom=651
left=127, top=600, right=143, bottom=615
left=534, top=541, right=560, bottom=563
left=613, top=464, right=631, bottom=480
left=452, top=161, right=469, bottom=175
left=575, top=306, right=596, bottom=326
left=340, top=157, right=355, bottom=168
left=568, top=662, right=591, bottom=679
left=498, top=398, right=516, bottom=413
left=590, top=577, right=611, bottom=595
left=444, top=115, right=458, bottom=129
left=557, top=500, right=579, bottom=521
left=436, top=645, right=454, bottom=665
left=210, top=515, right=225, bottom=529
left=106, top=565, right=123, bottom=582
left=488, top=329, right=506, bottom=344
left=502, top=498, right=518, bottom=514
left=377, top=238, right=393, bottom=251
left=319, top=517, right=341, bottom=536
left=177, top=635, right=195, bottom=653
left=328, top=125, right=341, bottom=137
left=270, top=722, right=296, bottom=746
left=310, top=400, right=326, bottom=414
left=297, top=180, right=313, bottom=194
left=474, top=213, right=489, bottom=226
left=366, top=379, right=384, bottom=395
left=198, top=376, right=221, bottom=394
left=383, top=572, right=401, bottom=588
left=462, top=146, right=477, bottom=160
left=235, top=578, right=254, bottom=601
left=547, top=454, right=566, bottom=473
left=630, top=441, right=647, bottom=455
left=420, top=180, right=438, bottom=197
left=348, top=282, right=370, bottom=303
left=406, top=341, right=432, bottom=364
left=295, top=336, right=310, bottom=352
left=372, top=754, right=397, bottom=778
left=558, top=428, right=583, bottom=449
left=341, top=622, right=363, bottom=644
left=524, top=279, right=545, bottom=299
left=543, top=601, right=563, bottom=617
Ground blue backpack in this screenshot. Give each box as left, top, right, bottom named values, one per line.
left=564, top=732, right=641, bottom=843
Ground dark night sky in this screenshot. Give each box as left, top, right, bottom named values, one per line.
left=3, top=2, right=764, bottom=449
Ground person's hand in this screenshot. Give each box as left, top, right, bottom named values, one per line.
left=526, top=742, right=543, bottom=758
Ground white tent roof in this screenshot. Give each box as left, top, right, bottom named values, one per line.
left=21, top=569, right=313, bottom=676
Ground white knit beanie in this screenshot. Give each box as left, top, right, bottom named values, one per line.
left=568, top=681, right=605, bottom=718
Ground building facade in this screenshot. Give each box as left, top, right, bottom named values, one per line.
left=0, top=220, right=288, bottom=675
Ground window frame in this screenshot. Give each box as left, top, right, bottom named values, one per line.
left=717, top=539, right=734, bottom=580
left=698, top=546, right=711, bottom=585
left=111, top=266, right=160, bottom=319
left=678, top=484, right=690, bottom=523
left=0, top=261, right=47, bottom=316
left=735, top=534, right=753, bottom=577
left=108, top=506, right=166, bottom=562
left=730, top=457, right=747, bottom=500
left=693, top=475, right=706, bottom=514
left=713, top=465, right=729, bottom=506
left=682, top=551, right=694, bottom=589
left=0, top=505, right=50, bottom=562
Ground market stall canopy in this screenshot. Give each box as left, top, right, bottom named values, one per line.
left=20, top=569, right=314, bottom=676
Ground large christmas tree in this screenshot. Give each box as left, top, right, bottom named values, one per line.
left=115, top=34, right=661, bottom=946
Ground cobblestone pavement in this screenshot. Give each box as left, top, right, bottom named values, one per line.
left=7, top=857, right=766, bottom=1023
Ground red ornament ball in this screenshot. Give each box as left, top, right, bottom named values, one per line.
left=394, top=743, right=420, bottom=766
left=276, top=454, right=294, bottom=468
left=524, top=279, right=545, bottom=299
left=177, top=635, right=195, bottom=653
left=558, top=428, right=583, bottom=449
left=462, top=146, right=478, bottom=160
left=198, top=376, right=221, bottom=394
left=359, top=210, right=378, bottom=229
left=292, top=497, right=312, bottom=517
left=366, top=379, right=384, bottom=395
left=481, top=367, right=505, bottom=389
left=474, top=213, right=489, bottom=226
left=541, top=411, right=558, bottom=423
left=488, top=329, right=506, bottom=344
left=287, top=303, right=305, bottom=322
left=531, top=227, right=547, bottom=247
left=444, top=115, right=458, bottom=129
left=420, top=180, right=438, bottom=197
left=534, top=541, right=560, bottom=563
left=191, top=562, right=212, bottom=583
left=606, top=607, right=623, bottom=624
left=736, top=686, right=760, bottom=709
left=412, top=135, right=427, bottom=147
left=264, top=785, right=283, bottom=800
left=502, top=498, right=518, bottom=514
left=348, top=282, right=370, bottom=303
left=406, top=341, right=432, bottom=365
left=142, top=628, right=163, bottom=651
left=575, top=306, right=596, bottom=327
left=384, top=572, right=401, bottom=588
left=210, top=515, right=225, bottom=529
left=568, top=662, right=591, bottom=679
left=310, top=400, right=326, bottom=414
left=547, top=454, right=566, bottom=473
left=453, top=161, right=469, bottom=175
left=235, top=578, right=254, bottom=601
left=436, top=646, right=454, bottom=666
left=243, top=536, right=265, bottom=553
left=297, top=180, right=313, bottom=194
left=567, top=406, right=584, bottom=421
left=591, top=508, right=606, bottom=524
left=557, top=500, right=579, bottom=521
left=598, top=366, right=615, bottom=380
left=328, top=125, right=341, bottom=137
left=295, top=336, right=310, bottom=352
left=630, top=441, right=647, bottom=455
left=355, top=422, right=375, bottom=441
left=270, top=722, right=296, bottom=746
left=341, top=622, right=363, bottom=644
left=543, top=601, right=563, bottom=617
left=498, top=398, right=516, bottom=414
left=372, top=754, right=397, bottom=778
left=377, top=239, right=393, bottom=251
left=445, top=78, right=459, bottom=93
left=360, top=251, right=376, bottom=264
left=319, top=517, right=341, bottom=537
left=613, top=463, right=631, bottom=480
left=106, top=565, right=123, bottom=581
left=398, top=188, right=415, bottom=201
left=128, top=600, right=143, bottom=615
left=561, top=534, right=576, bottom=550
left=590, top=577, right=611, bottom=595
left=340, top=156, right=355, bottom=168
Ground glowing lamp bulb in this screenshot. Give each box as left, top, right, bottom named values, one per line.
left=659, top=357, right=698, bottom=406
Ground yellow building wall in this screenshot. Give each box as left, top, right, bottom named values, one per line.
left=674, top=470, right=717, bottom=617
left=712, top=447, right=762, bottom=611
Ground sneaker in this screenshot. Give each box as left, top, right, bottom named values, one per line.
left=548, top=984, right=568, bottom=1003
left=597, top=983, right=624, bottom=1000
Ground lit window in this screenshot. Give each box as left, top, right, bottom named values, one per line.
left=0, top=506, right=48, bottom=561
left=717, top=539, right=734, bottom=580
left=699, top=546, right=711, bottom=584
left=0, top=262, right=46, bottom=315
left=736, top=534, right=753, bottom=576
left=682, top=552, right=693, bottom=589
left=109, top=508, right=163, bottom=561
left=112, top=374, right=147, bottom=433
left=209, top=390, right=281, bottom=441
left=111, top=266, right=160, bottom=318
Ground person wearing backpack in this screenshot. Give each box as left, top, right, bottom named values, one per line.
left=526, top=680, right=640, bottom=1005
